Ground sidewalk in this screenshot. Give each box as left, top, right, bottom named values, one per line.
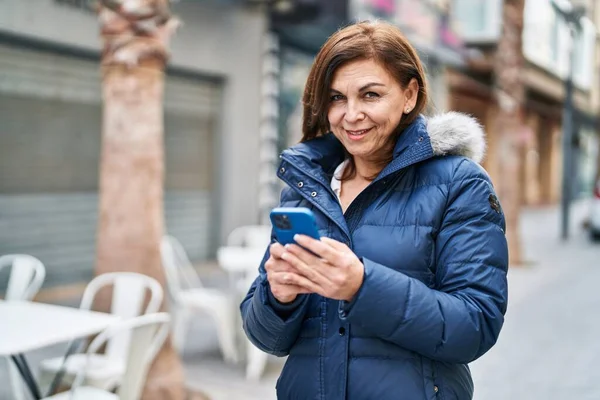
left=1, top=200, right=597, bottom=400
left=471, top=199, right=600, bottom=400
left=500, top=199, right=593, bottom=307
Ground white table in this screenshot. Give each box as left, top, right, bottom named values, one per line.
left=216, top=246, right=267, bottom=375
left=217, top=246, right=266, bottom=292
left=0, top=300, right=120, bottom=399
left=217, top=246, right=266, bottom=275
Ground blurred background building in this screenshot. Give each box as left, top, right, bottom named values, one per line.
left=0, top=0, right=267, bottom=288
left=450, top=0, right=598, bottom=207
left=0, top=0, right=599, bottom=292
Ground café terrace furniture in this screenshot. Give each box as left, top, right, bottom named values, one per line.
left=160, top=235, right=239, bottom=363
left=0, top=254, right=47, bottom=400
left=38, top=272, right=163, bottom=393
left=0, top=300, right=120, bottom=400
left=41, top=312, right=171, bottom=400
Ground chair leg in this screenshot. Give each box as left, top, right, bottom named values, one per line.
left=212, top=308, right=239, bottom=364
left=245, top=342, right=268, bottom=381
left=6, top=357, right=26, bottom=400
left=172, top=309, right=190, bottom=353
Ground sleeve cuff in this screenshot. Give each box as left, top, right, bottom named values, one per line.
left=338, top=257, right=410, bottom=323
left=338, top=258, right=367, bottom=319
left=264, top=281, right=308, bottom=320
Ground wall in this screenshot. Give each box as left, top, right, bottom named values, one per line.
left=0, top=0, right=267, bottom=244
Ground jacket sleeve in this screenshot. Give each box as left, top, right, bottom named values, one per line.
left=240, top=189, right=312, bottom=357
left=339, top=159, right=509, bottom=364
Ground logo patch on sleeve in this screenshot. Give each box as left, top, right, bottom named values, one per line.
left=488, top=194, right=502, bottom=214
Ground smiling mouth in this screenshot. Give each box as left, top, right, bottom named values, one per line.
left=345, top=127, right=373, bottom=137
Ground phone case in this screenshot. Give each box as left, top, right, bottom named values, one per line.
left=270, top=207, right=320, bottom=245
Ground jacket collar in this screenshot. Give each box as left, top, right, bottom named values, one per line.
left=280, top=112, right=486, bottom=183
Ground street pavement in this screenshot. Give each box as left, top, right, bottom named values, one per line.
left=1, top=200, right=599, bottom=400
left=471, top=200, right=600, bottom=400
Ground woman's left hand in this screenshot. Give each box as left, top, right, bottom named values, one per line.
left=280, top=235, right=364, bottom=302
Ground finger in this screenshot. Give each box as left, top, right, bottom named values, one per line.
left=294, top=235, right=341, bottom=264
left=284, top=243, right=320, bottom=267
left=270, top=284, right=312, bottom=295
left=270, top=271, right=321, bottom=294
left=320, top=237, right=349, bottom=251
left=269, top=284, right=312, bottom=304
left=265, top=258, right=296, bottom=274
left=281, top=250, right=330, bottom=286
left=270, top=242, right=285, bottom=258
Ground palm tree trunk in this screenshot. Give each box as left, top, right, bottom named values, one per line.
left=95, top=1, right=186, bottom=398
left=493, top=0, right=526, bottom=266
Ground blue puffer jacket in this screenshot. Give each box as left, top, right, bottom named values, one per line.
left=241, top=113, right=509, bottom=400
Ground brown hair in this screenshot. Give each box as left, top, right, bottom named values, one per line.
left=301, top=20, right=428, bottom=180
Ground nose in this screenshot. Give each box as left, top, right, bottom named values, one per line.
left=344, top=99, right=365, bottom=123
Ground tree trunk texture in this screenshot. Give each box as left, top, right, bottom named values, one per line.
left=493, top=0, right=526, bottom=266
left=95, top=1, right=186, bottom=399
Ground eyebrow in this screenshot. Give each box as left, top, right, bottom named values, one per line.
left=330, top=82, right=386, bottom=93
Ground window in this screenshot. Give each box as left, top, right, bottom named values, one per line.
left=54, top=0, right=95, bottom=12
left=523, top=0, right=555, bottom=70
left=522, top=0, right=595, bottom=89
left=572, top=18, right=595, bottom=89
left=451, top=0, right=502, bottom=43
left=550, top=13, right=561, bottom=63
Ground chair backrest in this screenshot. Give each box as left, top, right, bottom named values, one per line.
left=69, top=313, right=171, bottom=400
left=160, top=235, right=203, bottom=300
left=0, top=254, right=46, bottom=301
left=226, top=225, right=272, bottom=248
left=79, top=272, right=163, bottom=360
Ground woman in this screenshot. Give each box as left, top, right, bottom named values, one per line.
left=241, top=21, right=508, bottom=400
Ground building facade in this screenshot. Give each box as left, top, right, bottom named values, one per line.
left=0, top=0, right=267, bottom=287
left=449, top=0, right=599, bottom=206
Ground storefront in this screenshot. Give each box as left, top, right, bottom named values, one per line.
left=0, top=0, right=270, bottom=290
left=0, top=41, right=223, bottom=287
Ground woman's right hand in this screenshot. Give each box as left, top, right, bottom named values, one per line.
left=265, top=242, right=312, bottom=304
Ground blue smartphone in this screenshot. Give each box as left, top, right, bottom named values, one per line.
left=270, top=207, right=320, bottom=245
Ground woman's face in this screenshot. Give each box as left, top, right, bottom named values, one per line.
left=327, top=58, right=417, bottom=165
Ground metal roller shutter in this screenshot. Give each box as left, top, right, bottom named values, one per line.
left=0, top=43, right=220, bottom=288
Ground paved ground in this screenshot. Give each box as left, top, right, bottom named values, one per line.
left=470, top=200, right=600, bottom=400
left=2, top=200, right=599, bottom=400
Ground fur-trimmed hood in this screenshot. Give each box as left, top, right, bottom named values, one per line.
left=281, top=112, right=487, bottom=174
left=426, top=111, right=486, bottom=163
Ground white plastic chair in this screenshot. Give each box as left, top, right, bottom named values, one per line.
left=0, top=254, right=46, bottom=400
left=217, top=226, right=272, bottom=381
left=226, top=225, right=272, bottom=249
left=218, top=224, right=272, bottom=293
left=38, top=272, right=163, bottom=392
left=0, top=254, right=46, bottom=302
left=161, top=235, right=238, bottom=363
left=42, top=312, right=171, bottom=400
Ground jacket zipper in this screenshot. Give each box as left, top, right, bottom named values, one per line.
left=279, top=157, right=352, bottom=244
left=278, top=164, right=353, bottom=245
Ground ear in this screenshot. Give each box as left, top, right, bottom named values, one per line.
left=405, top=78, right=419, bottom=109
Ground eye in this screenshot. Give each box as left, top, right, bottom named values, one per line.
left=364, top=91, right=380, bottom=98
left=330, top=94, right=345, bottom=102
